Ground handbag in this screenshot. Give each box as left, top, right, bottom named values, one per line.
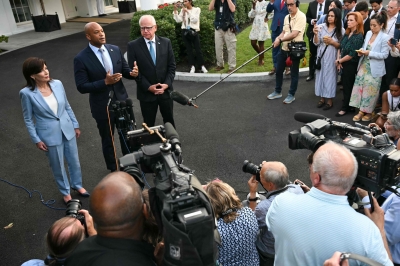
left=315, top=29, right=336, bottom=70
left=287, top=16, right=307, bottom=60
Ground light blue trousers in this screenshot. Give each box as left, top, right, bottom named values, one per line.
left=45, top=135, right=83, bottom=196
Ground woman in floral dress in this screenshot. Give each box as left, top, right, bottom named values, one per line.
left=249, top=0, right=271, bottom=66
left=350, top=11, right=390, bottom=121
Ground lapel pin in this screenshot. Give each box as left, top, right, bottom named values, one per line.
left=158, top=42, right=160, bottom=45
left=110, top=49, right=113, bottom=52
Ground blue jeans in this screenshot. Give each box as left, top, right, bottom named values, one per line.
left=271, top=26, right=282, bottom=68
left=274, top=50, right=300, bottom=96
left=46, top=135, right=83, bottom=195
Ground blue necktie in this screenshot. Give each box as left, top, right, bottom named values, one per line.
left=99, top=48, right=113, bottom=74
left=148, top=41, right=156, bottom=65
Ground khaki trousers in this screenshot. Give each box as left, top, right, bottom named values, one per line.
left=214, top=28, right=237, bottom=70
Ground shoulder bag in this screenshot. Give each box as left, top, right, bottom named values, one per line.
left=287, top=16, right=307, bottom=60
left=315, top=29, right=336, bottom=70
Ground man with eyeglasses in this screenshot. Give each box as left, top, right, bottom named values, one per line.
left=266, top=142, right=393, bottom=266
left=209, top=0, right=237, bottom=73
left=267, top=0, right=306, bottom=104
left=343, top=0, right=357, bottom=28
left=127, top=15, right=176, bottom=128
left=65, top=172, right=157, bottom=266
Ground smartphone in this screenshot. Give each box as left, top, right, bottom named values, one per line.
left=391, top=38, right=397, bottom=45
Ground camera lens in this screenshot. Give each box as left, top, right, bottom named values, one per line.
left=66, top=199, right=82, bottom=218
left=242, top=160, right=260, bottom=175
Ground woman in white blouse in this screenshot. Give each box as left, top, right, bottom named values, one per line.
left=20, top=57, right=88, bottom=204
left=248, top=0, right=271, bottom=66
left=173, top=0, right=208, bottom=74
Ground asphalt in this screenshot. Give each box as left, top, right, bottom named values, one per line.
left=0, top=14, right=360, bottom=266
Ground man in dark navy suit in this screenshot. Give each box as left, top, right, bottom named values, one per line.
left=267, top=0, right=289, bottom=75
left=127, top=15, right=176, bottom=128
left=306, top=0, right=332, bottom=81
left=74, top=22, right=138, bottom=172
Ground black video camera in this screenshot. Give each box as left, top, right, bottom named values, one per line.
left=118, top=123, right=217, bottom=266
left=288, top=113, right=400, bottom=197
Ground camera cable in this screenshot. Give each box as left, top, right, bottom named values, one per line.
left=0, top=178, right=66, bottom=210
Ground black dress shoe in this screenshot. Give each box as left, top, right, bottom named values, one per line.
left=306, top=76, right=314, bottom=81
left=71, top=188, right=90, bottom=197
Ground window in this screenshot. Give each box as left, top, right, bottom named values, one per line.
left=10, top=0, right=32, bottom=23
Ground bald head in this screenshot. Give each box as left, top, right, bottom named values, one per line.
left=84, top=22, right=105, bottom=48
left=312, top=142, right=358, bottom=194
left=260, top=161, right=289, bottom=189
left=90, top=172, right=144, bottom=232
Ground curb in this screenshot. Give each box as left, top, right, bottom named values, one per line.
left=175, top=67, right=310, bottom=82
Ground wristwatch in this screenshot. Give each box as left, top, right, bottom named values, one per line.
left=247, top=192, right=260, bottom=202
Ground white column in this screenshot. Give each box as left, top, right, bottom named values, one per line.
left=138, top=0, right=157, bottom=11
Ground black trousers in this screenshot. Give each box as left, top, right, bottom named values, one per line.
left=182, top=31, right=205, bottom=68
left=380, top=54, right=400, bottom=98
left=341, top=61, right=358, bottom=111
left=140, top=96, right=175, bottom=128
left=95, top=115, right=129, bottom=171
left=308, top=33, right=318, bottom=77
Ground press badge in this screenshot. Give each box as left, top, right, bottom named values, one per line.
left=219, top=6, right=223, bottom=13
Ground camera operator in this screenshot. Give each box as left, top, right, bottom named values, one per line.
left=65, top=172, right=157, bottom=266
left=246, top=161, right=303, bottom=266
left=370, top=111, right=400, bottom=150
left=266, top=141, right=393, bottom=266
left=358, top=187, right=400, bottom=266
left=22, top=210, right=96, bottom=266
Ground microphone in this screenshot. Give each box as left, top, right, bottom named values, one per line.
left=294, top=112, right=327, bottom=123
left=170, top=91, right=198, bottom=108
left=107, top=91, right=114, bottom=106
left=164, top=122, right=182, bottom=154
left=125, top=98, right=136, bottom=125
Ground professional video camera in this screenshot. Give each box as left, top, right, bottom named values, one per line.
left=118, top=122, right=217, bottom=266
left=288, top=112, right=400, bottom=197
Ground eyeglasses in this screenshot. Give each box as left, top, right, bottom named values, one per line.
left=287, top=3, right=295, bottom=6
left=140, top=26, right=155, bottom=31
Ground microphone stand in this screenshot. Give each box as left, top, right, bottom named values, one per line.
left=189, top=45, right=274, bottom=104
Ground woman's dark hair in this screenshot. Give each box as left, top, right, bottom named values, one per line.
left=326, top=8, right=343, bottom=41
left=332, top=0, right=343, bottom=10
left=371, top=10, right=388, bottom=30
left=390, top=78, right=400, bottom=87
left=22, top=57, right=50, bottom=91
left=142, top=189, right=162, bottom=246
left=186, top=0, right=194, bottom=7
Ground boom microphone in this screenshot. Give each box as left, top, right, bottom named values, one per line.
left=164, top=122, right=182, bottom=155
left=294, top=112, right=327, bottom=124
left=170, top=91, right=198, bottom=108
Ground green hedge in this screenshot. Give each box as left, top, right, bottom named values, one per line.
left=130, top=0, right=252, bottom=65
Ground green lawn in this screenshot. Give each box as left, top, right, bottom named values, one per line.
left=209, top=3, right=310, bottom=73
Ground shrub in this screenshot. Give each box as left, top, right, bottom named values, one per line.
left=0, top=35, right=9, bottom=53
left=130, top=0, right=252, bottom=65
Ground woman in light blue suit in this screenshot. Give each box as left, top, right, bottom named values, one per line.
left=350, top=11, right=390, bottom=122
left=20, top=57, right=88, bottom=204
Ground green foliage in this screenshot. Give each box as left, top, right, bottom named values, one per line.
left=0, top=35, right=8, bottom=43
left=129, top=0, right=253, bottom=65
left=0, top=35, right=9, bottom=53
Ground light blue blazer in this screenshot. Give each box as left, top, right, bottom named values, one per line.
left=20, top=79, right=79, bottom=146
left=357, top=30, right=390, bottom=78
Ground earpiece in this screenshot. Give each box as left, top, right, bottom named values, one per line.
left=296, top=0, right=300, bottom=7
